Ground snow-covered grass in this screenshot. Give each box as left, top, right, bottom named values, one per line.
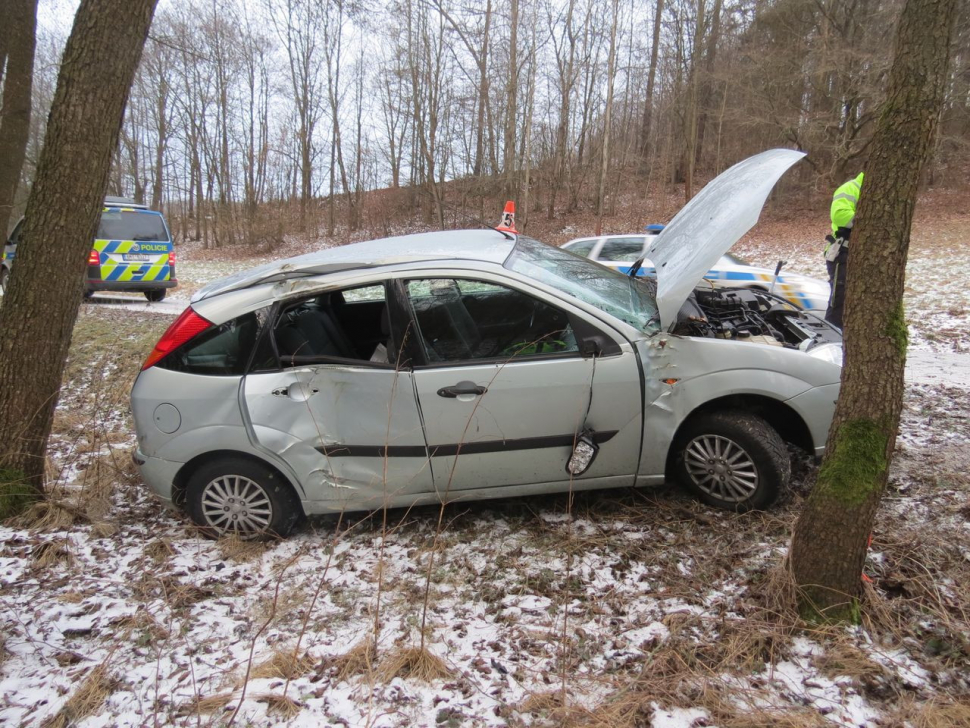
left=1, top=202, right=969, bottom=727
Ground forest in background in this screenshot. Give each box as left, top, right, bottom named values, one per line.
left=13, top=0, right=970, bottom=247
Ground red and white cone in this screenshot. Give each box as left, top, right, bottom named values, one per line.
left=496, top=200, right=518, bottom=234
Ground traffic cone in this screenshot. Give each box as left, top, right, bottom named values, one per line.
left=496, top=200, right=518, bottom=234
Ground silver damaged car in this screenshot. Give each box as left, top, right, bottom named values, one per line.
left=131, top=149, right=843, bottom=537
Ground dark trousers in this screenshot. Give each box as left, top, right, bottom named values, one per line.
left=825, top=247, right=848, bottom=329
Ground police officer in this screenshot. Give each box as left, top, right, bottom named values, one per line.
left=824, top=172, right=864, bottom=328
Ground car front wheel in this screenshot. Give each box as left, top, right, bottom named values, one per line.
left=673, top=410, right=790, bottom=511
left=185, top=459, right=302, bottom=539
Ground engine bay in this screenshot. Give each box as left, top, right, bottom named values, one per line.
left=673, top=286, right=841, bottom=350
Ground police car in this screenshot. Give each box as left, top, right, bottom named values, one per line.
left=562, top=227, right=830, bottom=311
left=1, top=196, right=177, bottom=302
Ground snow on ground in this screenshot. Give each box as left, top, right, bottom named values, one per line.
left=1, top=203, right=969, bottom=727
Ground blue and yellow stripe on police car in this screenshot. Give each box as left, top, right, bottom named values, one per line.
left=619, top=264, right=813, bottom=310
left=93, top=239, right=171, bottom=282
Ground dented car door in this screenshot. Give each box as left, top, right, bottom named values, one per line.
left=243, top=365, right=433, bottom=510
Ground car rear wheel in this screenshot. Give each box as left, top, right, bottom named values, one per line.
left=673, top=410, right=789, bottom=511
left=145, top=289, right=166, bottom=302
left=185, top=459, right=302, bottom=539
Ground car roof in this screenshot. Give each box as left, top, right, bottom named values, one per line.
left=193, top=229, right=518, bottom=302
left=104, top=195, right=149, bottom=209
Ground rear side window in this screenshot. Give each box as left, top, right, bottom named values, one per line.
left=157, top=311, right=262, bottom=375
left=97, top=211, right=169, bottom=242
left=563, top=239, right=596, bottom=257
left=598, top=238, right=645, bottom=262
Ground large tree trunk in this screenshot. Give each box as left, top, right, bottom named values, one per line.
left=0, top=0, right=158, bottom=489
left=789, top=0, right=959, bottom=620
left=0, top=0, right=38, bottom=239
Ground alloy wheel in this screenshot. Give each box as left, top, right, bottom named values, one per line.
left=200, top=474, right=274, bottom=535
left=683, top=434, right=759, bottom=503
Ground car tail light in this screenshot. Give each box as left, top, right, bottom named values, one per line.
left=168, top=248, right=176, bottom=265
left=142, top=307, right=212, bottom=370
left=88, top=249, right=100, bottom=266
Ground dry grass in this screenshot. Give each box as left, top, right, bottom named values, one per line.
left=40, top=663, right=113, bottom=728
left=144, top=537, right=175, bottom=563
left=256, top=692, right=303, bottom=718
left=890, top=697, right=970, bottom=727
left=184, top=691, right=234, bottom=715
left=247, top=648, right=315, bottom=681
left=15, top=500, right=77, bottom=532
left=378, top=645, right=452, bottom=682
left=218, top=533, right=269, bottom=562
left=31, top=538, right=73, bottom=570
left=328, top=640, right=377, bottom=682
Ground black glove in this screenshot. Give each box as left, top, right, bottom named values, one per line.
left=835, top=227, right=852, bottom=241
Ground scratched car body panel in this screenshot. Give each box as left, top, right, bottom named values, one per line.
left=130, top=150, right=844, bottom=537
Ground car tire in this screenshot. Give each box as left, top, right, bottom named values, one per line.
left=185, top=458, right=303, bottom=539
left=673, top=410, right=789, bottom=512
left=145, top=289, right=166, bottom=302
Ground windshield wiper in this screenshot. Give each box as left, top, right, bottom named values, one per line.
left=627, top=255, right=647, bottom=278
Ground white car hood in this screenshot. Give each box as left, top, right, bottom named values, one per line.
left=647, top=149, right=806, bottom=329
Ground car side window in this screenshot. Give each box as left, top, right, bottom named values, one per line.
left=598, top=238, right=646, bottom=262
left=273, top=284, right=394, bottom=367
left=563, top=239, right=596, bottom=257
left=405, top=278, right=579, bottom=364
left=158, top=309, right=267, bottom=376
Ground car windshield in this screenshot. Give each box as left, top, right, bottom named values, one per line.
left=97, top=211, right=168, bottom=242
left=505, top=236, right=659, bottom=334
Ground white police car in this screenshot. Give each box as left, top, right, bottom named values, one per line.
left=562, top=228, right=830, bottom=311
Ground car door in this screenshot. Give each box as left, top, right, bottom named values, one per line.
left=403, top=275, right=642, bottom=497
left=242, top=282, right=434, bottom=511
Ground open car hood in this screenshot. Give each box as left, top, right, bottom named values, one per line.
left=647, top=149, right=806, bottom=329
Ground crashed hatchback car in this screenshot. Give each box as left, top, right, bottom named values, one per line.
left=131, top=150, right=842, bottom=537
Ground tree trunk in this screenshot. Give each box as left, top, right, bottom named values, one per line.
left=0, top=0, right=158, bottom=489
left=595, top=0, right=619, bottom=235
left=639, top=0, right=664, bottom=162
left=503, top=0, right=519, bottom=199
left=789, top=0, right=959, bottom=620
left=0, top=0, right=38, bottom=239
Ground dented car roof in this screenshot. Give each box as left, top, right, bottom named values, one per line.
left=192, top=229, right=517, bottom=302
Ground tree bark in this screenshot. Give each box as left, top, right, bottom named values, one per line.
left=0, top=0, right=158, bottom=489
left=0, top=0, right=38, bottom=239
left=789, top=0, right=959, bottom=619
left=595, top=0, right=619, bottom=235
left=639, top=0, right=664, bottom=162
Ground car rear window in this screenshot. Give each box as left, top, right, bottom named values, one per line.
left=97, top=211, right=169, bottom=242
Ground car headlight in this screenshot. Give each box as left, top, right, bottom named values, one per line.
left=807, top=343, right=843, bottom=366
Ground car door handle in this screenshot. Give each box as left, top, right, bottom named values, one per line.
left=437, top=382, right=488, bottom=398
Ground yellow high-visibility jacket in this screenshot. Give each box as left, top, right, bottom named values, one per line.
left=830, top=173, right=865, bottom=234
